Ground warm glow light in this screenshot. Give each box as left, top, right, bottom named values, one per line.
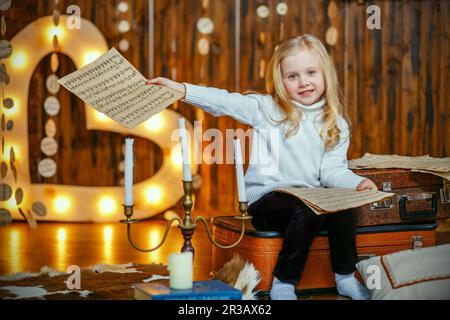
left=56, top=228, right=67, bottom=271
left=47, top=25, right=64, bottom=42
left=148, top=228, right=162, bottom=262
left=145, top=114, right=165, bottom=132
left=103, top=225, right=114, bottom=264
left=57, top=227, right=67, bottom=242
left=145, top=186, right=163, bottom=204
left=9, top=229, right=22, bottom=273
left=170, top=144, right=183, bottom=169
left=82, top=50, right=103, bottom=67
left=103, top=225, right=113, bottom=242
left=11, top=50, right=28, bottom=70
left=5, top=197, right=17, bottom=211
left=98, top=196, right=117, bottom=216
left=53, top=196, right=71, bottom=214
left=94, top=110, right=110, bottom=122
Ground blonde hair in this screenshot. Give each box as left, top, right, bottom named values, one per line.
left=266, top=34, right=347, bottom=151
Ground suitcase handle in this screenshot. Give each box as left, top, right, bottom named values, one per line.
left=399, top=193, right=437, bottom=220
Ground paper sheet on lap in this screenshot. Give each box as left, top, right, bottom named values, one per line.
left=277, top=187, right=394, bottom=215
left=58, top=47, right=183, bottom=128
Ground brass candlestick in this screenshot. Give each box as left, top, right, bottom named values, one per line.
left=120, top=180, right=252, bottom=254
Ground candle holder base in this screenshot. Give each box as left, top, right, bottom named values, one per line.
left=233, top=215, right=252, bottom=220
left=119, top=218, right=140, bottom=224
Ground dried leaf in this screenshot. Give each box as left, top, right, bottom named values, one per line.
left=51, top=52, right=59, bottom=73
left=45, top=119, right=56, bottom=138
left=18, top=207, right=27, bottom=220
left=46, top=74, right=60, bottom=94
left=53, top=35, right=58, bottom=51
left=325, top=26, right=338, bottom=46
left=15, top=187, right=23, bottom=205
left=9, top=146, right=15, bottom=163
left=3, top=97, right=14, bottom=109
left=10, top=161, right=17, bottom=182
left=26, top=209, right=38, bottom=229
left=328, top=1, right=338, bottom=19
left=38, top=158, right=57, bottom=178
left=32, top=201, right=47, bottom=217
left=6, top=119, right=13, bottom=131
left=0, top=161, right=7, bottom=178
left=0, top=208, right=12, bottom=226
left=18, top=207, right=37, bottom=229
left=0, top=183, right=12, bottom=201
left=0, top=15, right=5, bottom=36
left=0, top=0, right=12, bottom=11
left=0, top=63, right=9, bottom=85
left=53, top=9, right=60, bottom=26
left=258, top=32, right=266, bottom=45
left=0, top=39, right=12, bottom=59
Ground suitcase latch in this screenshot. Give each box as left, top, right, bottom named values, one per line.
left=412, top=235, right=423, bottom=249
left=371, top=182, right=394, bottom=210
left=441, top=179, right=450, bottom=204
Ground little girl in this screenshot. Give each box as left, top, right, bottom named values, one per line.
left=147, top=34, right=377, bottom=300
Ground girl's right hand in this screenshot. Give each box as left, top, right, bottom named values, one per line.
left=146, top=77, right=186, bottom=97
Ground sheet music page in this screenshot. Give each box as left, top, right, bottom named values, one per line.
left=349, top=153, right=450, bottom=174
left=58, top=48, right=183, bottom=128
left=411, top=169, right=450, bottom=181
left=277, top=187, right=394, bottom=215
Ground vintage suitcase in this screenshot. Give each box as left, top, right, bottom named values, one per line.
left=212, top=216, right=437, bottom=292
left=351, top=168, right=450, bottom=226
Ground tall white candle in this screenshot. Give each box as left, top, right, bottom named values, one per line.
left=178, top=118, right=192, bottom=181
left=124, top=138, right=134, bottom=206
left=233, top=138, right=247, bottom=202
left=168, top=251, right=193, bottom=289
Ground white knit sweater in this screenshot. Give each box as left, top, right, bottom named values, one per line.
left=183, top=83, right=365, bottom=205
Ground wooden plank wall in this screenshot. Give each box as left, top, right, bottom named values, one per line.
left=4, top=0, right=449, bottom=215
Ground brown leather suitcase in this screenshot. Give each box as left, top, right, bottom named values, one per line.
left=212, top=216, right=437, bottom=293
left=351, top=168, right=450, bottom=227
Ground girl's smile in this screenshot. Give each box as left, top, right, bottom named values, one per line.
left=281, top=49, right=325, bottom=106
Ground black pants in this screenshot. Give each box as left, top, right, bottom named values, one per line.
left=248, top=191, right=357, bottom=285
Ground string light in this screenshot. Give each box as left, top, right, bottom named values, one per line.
left=53, top=196, right=71, bottom=214
left=145, top=186, right=163, bottom=204
left=170, top=144, right=183, bottom=169
left=57, top=227, right=67, bottom=242
left=82, top=50, right=103, bottom=67
left=94, top=110, right=110, bottom=122
left=10, top=50, right=28, bottom=70
left=98, top=196, right=117, bottom=216
left=47, top=25, right=64, bottom=42
left=144, top=113, right=165, bottom=132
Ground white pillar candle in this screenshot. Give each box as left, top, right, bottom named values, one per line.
left=178, top=118, right=192, bottom=181
left=168, top=251, right=193, bottom=289
left=124, top=138, right=134, bottom=206
left=233, top=138, right=247, bottom=202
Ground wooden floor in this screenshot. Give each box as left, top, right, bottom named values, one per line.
left=0, top=219, right=213, bottom=280
left=1, top=219, right=449, bottom=300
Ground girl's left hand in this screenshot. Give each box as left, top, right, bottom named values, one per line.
left=356, top=179, right=378, bottom=191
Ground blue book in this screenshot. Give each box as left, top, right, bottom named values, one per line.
left=134, top=280, right=242, bottom=300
